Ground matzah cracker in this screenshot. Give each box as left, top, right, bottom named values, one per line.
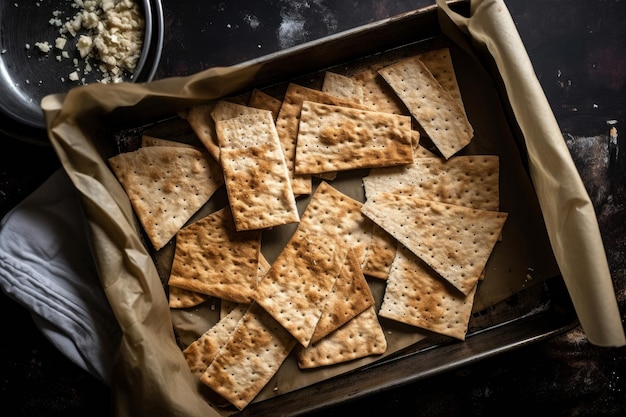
left=275, top=83, right=370, bottom=195
left=418, top=48, right=467, bottom=115
left=361, top=193, right=507, bottom=295
left=295, top=101, right=413, bottom=175
left=379, top=245, right=477, bottom=340
left=297, top=181, right=374, bottom=269
left=141, top=135, right=198, bottom=149
left=167, top=207, right=262, bottom=303
left=352, top=68, right=409, bottom=114
left=108, top=146, right=224, bottom=251
left=248, top=89, right=282, bottom=121
left=200, top=302, right=297, bottom=410
left=297, top=306, right=387, bottom=369
left=364, top=156, right=500, bottom=210
left=210, top=100, right=270, bottom=123
left=378, top=56, right=473, bottom=159
left=253, top=229, right=347, bottom=347
left=187, top=102, right=221, bottom=161
left=216, top=111, right=300, bottom=231
left=322, top=71, right=364, bottom=104
left=182, top=304, right=247, bottom=377
left=168, top=286, right=212, bottom=309
left=219, top=252, right=271, bottom=318
left=310, top=248, right=374, bottom=344
left=361, top=224, right=397, bottom=279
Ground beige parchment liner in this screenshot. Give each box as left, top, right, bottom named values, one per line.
left=437, top=0, right=625, bottom=348
left=40, top=1, right=625, bottom=416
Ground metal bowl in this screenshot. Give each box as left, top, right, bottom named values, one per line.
left=0, top=0, right=164, bottom=143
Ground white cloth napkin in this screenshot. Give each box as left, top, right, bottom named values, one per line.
left=0, top=169, right=120, bottom=384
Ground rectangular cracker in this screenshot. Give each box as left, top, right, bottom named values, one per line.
left=182, top=304, right=248, bottom=377
left=310, top=248, right=374, bottom=344
left=297, top=306, right=387, bottom=369
left=379, top=245, right=477, bottom=340
left=378, top=55, right=473, bottom=159
left=364, top=156, right=500, bottom=210
left=248, top=89, right=283, bottom=121
left=361, top=193, right=507, bottom=295
left=200, top=302, right=297, bottom=410
left=167, top=207, right=262, bottom=303
left=253, top=229, right=347, bottom=347
left=322, top=71, right=364, bottom=104
left=352, top=68, right=409, bottom=115
left=275, top=83, right=370, bottom=195
left=216, top=111, right=300, bottom=231
left=294, top=101, right=413, bottom=175
left=187, top=102, right=221, bottom=161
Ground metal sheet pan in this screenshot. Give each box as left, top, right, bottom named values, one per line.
left=107, top=2, right=577, bottom=415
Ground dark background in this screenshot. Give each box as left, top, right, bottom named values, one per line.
left=1, top=1, right=625, bottom=416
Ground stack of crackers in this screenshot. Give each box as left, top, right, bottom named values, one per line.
left=108, top=47, right=508, bottom=411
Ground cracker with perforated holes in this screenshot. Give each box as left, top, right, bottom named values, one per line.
left=248, top=89, right=283, bottom=121
left=310, top=247, right=374, bottom=344
left=379, top=245, right=477, bottom=340
left=182, top=304, right=248, bottom=377
left=418, top=48, right=467, bottom=116
left=211, top=100, right=270, bottom=123
left=322, top=71, right=364, bottom=104
left=167, top=206, right=262, bottom=303
left=378, top=55, right=473, bottom=159
left=352, top=68, right=409, bottom=115
left=364, top=156, right=500, bottom=210
left=297, top=181, right=374, bottom=271
left=216, top=111, right=300, bottom=231
left=297, top=305, right=387, bottom=369
left=168, top=286, right=212, bottom=309
left=253, top=229, right=347, bottom=347
left=108, top=146, right=224, bottom=251
left=200, top=302, right=297, bottom=410
left=187, top=102, right=221, bottom=161
left=361, top=193, right=507, bottom=295
left=294, top=101, right=413, bottom=175
left=141, top=135, right=198, bottom=149
left=275, top=83, right=370, bottom=195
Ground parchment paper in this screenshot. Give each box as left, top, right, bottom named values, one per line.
left=40, top=1, right=625, bottom=416
left=437, top=0, right=625, bottom=348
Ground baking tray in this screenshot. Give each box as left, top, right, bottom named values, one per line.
left=102, top=2, right=579, bottom=415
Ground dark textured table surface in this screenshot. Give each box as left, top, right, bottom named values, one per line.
left=1, top=1, right=626, bottom=416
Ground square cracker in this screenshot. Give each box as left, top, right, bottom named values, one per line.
left=379, top=245, right=477, bottom=340
left=108, top=146, right=224, bottom=251
left=275, top=83, right=370, bottom=195
left=295, top=101, right=414, bottom=175
left=361, top=193, right=507, bottom=295
left=378, top=55, right=473, bottom=159
left=253, top=229, right=347, bottom=347
left=200, top=302, right=297, bottom=410
left=297, top=305, right=387, bottom=369
left=364, top=155, right=500, bottom=210
left=167, top=207, right=262, bottom=303
left=216, top=111, right=300, bottom=231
